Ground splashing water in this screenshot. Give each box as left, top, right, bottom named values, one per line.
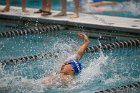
left=79, top=52, right=108, bottom=84
left=67, top=51, right=109, bottom=91
left=0, top=40, right=80, bottom=92
left=66, top=47, right=140, bottom=92
left=0, top=51, right=116, bottom=93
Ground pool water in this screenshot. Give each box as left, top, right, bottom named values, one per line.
left=0, top=21, right=140, bottom=93
left=0, top=0, right=140, bottom=18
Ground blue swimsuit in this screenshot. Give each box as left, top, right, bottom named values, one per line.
left=93, top=0, right=103, bottom=3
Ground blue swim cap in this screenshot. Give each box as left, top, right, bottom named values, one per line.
left=69, top=60, right=82, bottom=75
left=93, top=0, right=102, bottom=3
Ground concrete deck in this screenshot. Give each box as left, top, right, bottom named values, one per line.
left=0, top=6, right=140, bottom=33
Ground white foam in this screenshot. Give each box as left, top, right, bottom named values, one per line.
left=104, top=75, right=124, bottom=84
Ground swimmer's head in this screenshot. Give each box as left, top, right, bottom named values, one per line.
left=60, top=60, right=82, bottom=75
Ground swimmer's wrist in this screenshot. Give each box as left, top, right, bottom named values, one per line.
left=84, top=39, right=90, bottom=43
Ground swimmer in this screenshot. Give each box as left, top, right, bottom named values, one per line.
left=88, top=0, right=117, bottom=12
left=0, top=0, right=29, bottom=13
left=0, top=33, right=89, bottom=90
left=54, top=0, right=79, bottom=18
left=34, top=0, right=52, bottom=16
left=40, top=33, right=89, bottom=86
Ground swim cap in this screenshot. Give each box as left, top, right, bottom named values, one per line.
left=93, top=0, right=102, bottom=3
left=69, top=60, right=82, bottom=75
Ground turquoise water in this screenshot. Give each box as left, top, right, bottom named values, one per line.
left=0, top=0, right=140, bottom=18
left=0, top=21, right=140, bottom=93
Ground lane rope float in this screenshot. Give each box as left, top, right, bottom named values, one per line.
left=0, top=50, right=60, bottom=65
left=86, top=39, right=140, bottom=52
left=95, top=81, right=140, bottom=93
left=0, top=25, right=63, bottom=38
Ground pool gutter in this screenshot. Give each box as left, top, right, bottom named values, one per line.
left=0, top=6, right=140, bottom=34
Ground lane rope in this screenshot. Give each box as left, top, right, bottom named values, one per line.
left=95, top=81, right=140, bottom=93
left=0, top=25, right=63, bottom=38
left=0, top=51, right=60, bottom=65
left=86, top=39, right=140, bottom=52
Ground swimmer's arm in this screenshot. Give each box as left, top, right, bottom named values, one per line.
left=41, top=75, right=55, bottom=85
left=75, top=33, right=89, bottom=60
left=41, top=74, right=70, bottom=85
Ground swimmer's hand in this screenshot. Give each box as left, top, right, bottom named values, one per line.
left=78, top=33, right=89, bottom=43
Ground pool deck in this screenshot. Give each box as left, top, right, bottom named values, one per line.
left=0, top=6, right=140, bottom=33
